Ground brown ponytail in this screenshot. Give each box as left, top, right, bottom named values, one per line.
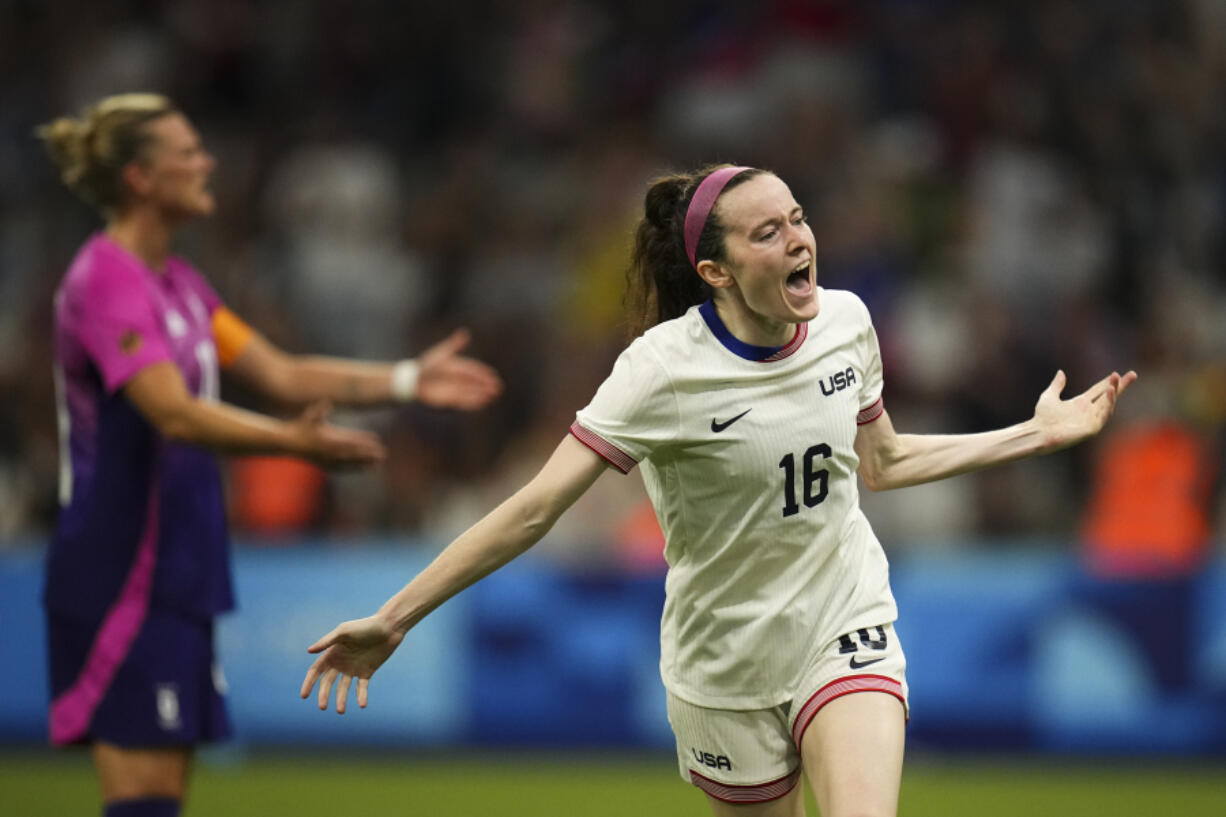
left=35, top=93, right=176, bottom=214
left=624, top=164, right=766, bottom=340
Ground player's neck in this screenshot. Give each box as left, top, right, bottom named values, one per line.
left=711, top=295, right=794, bottom=348
left=106, top=210, right=176, bottom=273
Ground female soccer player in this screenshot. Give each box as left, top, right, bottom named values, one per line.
left=300, top=165, right=1135, bottom=817
left=39, top=93, right=502, bottom=817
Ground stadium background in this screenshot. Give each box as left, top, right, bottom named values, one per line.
left=1, top=1, right=1225, bottom=814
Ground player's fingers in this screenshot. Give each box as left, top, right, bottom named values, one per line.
left=456, top=377, right=502, bottom=402
left=454, top=392, right=493, bottom=411
left=1117, top=370, right=1139, bottom=396
left=1044, top=370, right=1067, bottom=398
left=1089, top=373, right=1119, bottom=403
left=301, top=399, right=332, bottom=426
left=1088, top=372, right=1123, bottom=402
left=427, top=328, right=471, bottom=361
left=307, top=627, right=342, bottom=654
left=357, top=677, right=370, bottom=709
left=317, top=668, right=338, bottom=711
left=458, top=359, right=502, bottom=385
left=335, top=674, right=353, bottom=715
left=1096, top=386, right=1118, bottom=419
left=340, top=432, right=386, bottom=465
left=452, top=372, right=502, bottom=400
left=300, top=662, right=323, bottom=698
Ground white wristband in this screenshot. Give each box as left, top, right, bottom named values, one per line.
left=390, top=359, right=420, bottom=402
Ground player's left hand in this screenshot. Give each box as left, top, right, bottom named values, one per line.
left=1033, top=369, right=1138, bottom=450
left=415, top=328, right=503, bottom=411
left=300, top=615, right=404, bottom=713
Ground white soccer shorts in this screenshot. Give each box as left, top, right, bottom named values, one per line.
left=666, top=622, right=908, bottom=805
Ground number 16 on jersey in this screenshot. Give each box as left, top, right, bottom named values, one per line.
left=778, top=443, right=831, bottom=517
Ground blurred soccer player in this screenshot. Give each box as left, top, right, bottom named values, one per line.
left=301, top=165, right=1134, bottom=817
left=38, top=93, right=502, bottom=817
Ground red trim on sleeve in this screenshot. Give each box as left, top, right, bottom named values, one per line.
left=568, top=422, right=637, bottom=474
left=856, top=396, right=884, bottom=425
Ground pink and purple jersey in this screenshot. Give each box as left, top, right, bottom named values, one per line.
left=46, top=233, right=234, bottom=629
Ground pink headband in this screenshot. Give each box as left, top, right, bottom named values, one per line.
left=684, top=165, right=752, bottom=269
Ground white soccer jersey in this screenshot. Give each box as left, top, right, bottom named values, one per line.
left=571, top=289, right=897, bottom=709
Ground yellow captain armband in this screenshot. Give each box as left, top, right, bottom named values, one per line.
left=211, top=306, right=256, bottom=369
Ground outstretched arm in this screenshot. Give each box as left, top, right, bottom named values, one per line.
left=855, top=369, right=1137, bottom=491
left=124, top=361, right=385, bottom=467
left=226, top=327, right=503, bottom=410
left=300, top=434, right=610, bottom=713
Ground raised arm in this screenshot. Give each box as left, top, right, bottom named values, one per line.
left=226, top=327, right=502, bottom=410
left=855, top=369, right=1137, bottom=491
left=300, top=434, right=610, bottom=713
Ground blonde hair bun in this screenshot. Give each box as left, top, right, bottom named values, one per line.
left=36, top=93, right=174, bottom=211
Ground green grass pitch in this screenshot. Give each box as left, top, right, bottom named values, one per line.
left=2, top=749, right=1223, bottom=816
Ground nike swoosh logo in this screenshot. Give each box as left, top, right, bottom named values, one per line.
left=711, top=409, right=752, bottom=433
left=848, top=655, right=886, bottom=670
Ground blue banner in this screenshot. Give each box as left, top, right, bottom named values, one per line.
left=2, top=541, right=1224, bottom=753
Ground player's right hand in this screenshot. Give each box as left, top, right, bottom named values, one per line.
left=301, top=614, right=404, bottom=713
left=1032, top=369, right=1138, bottom=451
left=293, top=400, right=386, bottom=467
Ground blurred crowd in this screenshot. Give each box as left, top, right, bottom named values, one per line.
left=1, top=0, right=1223, bottom=565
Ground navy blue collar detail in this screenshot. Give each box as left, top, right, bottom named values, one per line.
left=698, top=300, right=805, bottom=362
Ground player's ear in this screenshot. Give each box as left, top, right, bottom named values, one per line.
left=120, top=160, right=155, bottom=199
left=695, top=259, right=735, bottom=289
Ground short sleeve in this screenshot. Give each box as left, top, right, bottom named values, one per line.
left=856, top=298, right=885, bottom=425
left=64, top=259, right=173, bottom=393
left=571, top=339, right=678, bottom=473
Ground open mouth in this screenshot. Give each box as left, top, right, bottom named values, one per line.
left=785, top=262, right=812, bottom=295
